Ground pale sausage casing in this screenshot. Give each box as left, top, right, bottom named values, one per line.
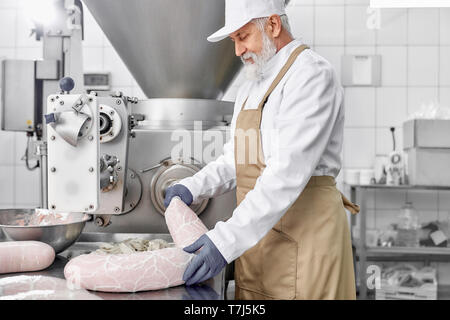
left=64, top=198, right=208, bottom=292
left=0, top=241, right=55, bottom=274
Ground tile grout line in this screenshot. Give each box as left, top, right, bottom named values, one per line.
left=374, top=5, right=379, bottom=169
left=12, top=5, right=18, bottom=207
left=437, top=8, right=441, bottom=219
left=373, top=3, right=378, bottom=227
left=406, top=8, right=410, bottom=116
left=342, top=0, right=347, bottom=174
left=438, top=8, right=441, bottom=104
left=13, top=6, right=17, bottom=59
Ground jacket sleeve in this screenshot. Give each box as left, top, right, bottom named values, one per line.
left=206, top=59, right=344, bottom=263
left=178, top=137, right=236, bottom=205
left=177, top=100, right=240, bottom=204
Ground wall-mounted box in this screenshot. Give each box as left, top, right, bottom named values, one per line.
left=1, top=60, right=36, bottom=132
left=84, top=72, right=111, bottom=92
left=403, top=119, right=450, bottom=186
left=342, top=55, right=381, bottom=87
left=406, top=148, right=450, bottom=186
left=1, top=59, right=60, bottom=132
left=403, top=119, right=450, bottom=149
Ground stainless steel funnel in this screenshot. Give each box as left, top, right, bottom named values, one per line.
left=83, top=0, right=241, bottom=99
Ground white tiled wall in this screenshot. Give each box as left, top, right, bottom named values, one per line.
left=1, top=0, right=450, bottom=283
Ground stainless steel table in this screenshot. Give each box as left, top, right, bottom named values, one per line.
left=0, top=232, right=226, bottom=300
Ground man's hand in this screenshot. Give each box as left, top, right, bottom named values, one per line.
left=182, top=234, right=227, bottom=286
left=164, top=184, right=193, bottom=207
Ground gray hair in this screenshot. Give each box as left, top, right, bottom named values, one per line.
left=251, top=14, right=293, bottom=38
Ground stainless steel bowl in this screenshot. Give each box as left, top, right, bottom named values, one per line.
left=0, top=208, right=91, bottom=253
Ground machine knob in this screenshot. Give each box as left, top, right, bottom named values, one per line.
left=59, top=77, right=75, bottom=93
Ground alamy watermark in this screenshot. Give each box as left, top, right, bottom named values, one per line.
left=366, top=265, right=381, bottom=290
left=169, top=121, right=283, bottom=170
left=366, top=7, right=381, bottom=30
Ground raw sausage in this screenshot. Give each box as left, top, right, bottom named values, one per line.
left=0, top=275, right=101, bottom=300
left=165, top=197, right=208, bottom=248
left=0, top=241, right=55, bottom=274
left=64, top=247, right=193, bottom=292
left=64, top=198, right=208, bottom=292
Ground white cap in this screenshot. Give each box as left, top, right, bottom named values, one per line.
left=207, top=0, right=287, bottom=43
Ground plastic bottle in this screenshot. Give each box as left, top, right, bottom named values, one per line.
left=396, top=202, right=420, bottom=247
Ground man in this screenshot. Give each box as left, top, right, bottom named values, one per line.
left=165, top=0, right=360, bottom=300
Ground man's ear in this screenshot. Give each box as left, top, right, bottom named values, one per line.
left=267, top=14, right=282, bottom=38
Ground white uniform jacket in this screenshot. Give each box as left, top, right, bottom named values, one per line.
left=179, top=39, right=345, bottom=263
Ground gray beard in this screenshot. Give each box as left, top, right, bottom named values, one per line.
left=241, top=31, right=277, bottom=82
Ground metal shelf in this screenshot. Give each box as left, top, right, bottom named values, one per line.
left=356, top=285, right=450, bottom=300
left=348, top=184, right=450, bottom=300
left=348, top=184, right=450, bottom=191
left=366, top=246, right=450, bottom=256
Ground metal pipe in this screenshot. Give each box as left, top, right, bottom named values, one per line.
left=38, top=142, right=48, bottom=209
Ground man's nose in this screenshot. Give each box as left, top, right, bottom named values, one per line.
left=235, top=42, right=246, bottom=57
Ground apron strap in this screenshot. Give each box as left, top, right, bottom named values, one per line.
left=257, top=44, right=309, bottom=112
left=241, top=97, right=249, bottom=110
left=240, top=44, right=310, bottom=112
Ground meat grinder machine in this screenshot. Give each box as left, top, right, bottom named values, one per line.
left=1, top=0, right=241, bottom=234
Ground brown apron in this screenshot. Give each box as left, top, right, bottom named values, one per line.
left=233, top=45, right=360, bottom=300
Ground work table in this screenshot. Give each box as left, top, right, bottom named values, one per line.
left=0, top=233, right=226, bottom=300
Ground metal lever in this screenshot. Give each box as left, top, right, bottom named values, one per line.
left=140, top=163, right=164, bottom=173
left=140, top=158, right=174, bottom=173
left=140, top=157, right=201, bottom=174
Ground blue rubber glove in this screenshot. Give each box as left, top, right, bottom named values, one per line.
left=182, top=234, right=227, bottom=286
left=164, top=184, right=193, bottom=208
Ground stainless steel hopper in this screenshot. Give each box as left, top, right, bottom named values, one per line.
left=82, top=0, right=241, bottom=99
